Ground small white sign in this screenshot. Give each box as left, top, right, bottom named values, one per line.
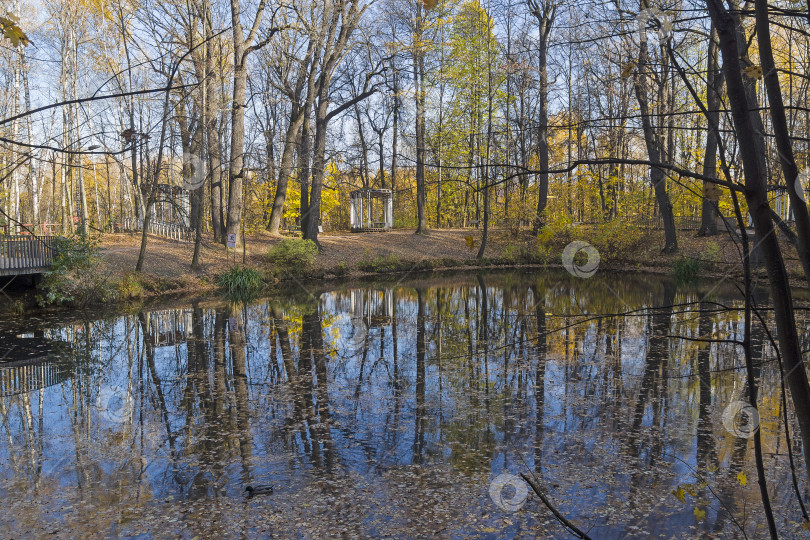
left=227, top=233, right=237, bottom=248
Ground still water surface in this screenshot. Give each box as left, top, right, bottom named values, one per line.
left=0, top=270, right=808, bottom=538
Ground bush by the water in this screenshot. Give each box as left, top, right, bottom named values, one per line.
left=536, top=217, right=651, bottom=262
left=672, top=256, right=701, bottom=282
left=266, top=238, right=318, bottom=269
left=217, top=266, right=263, bottom=299
left=38, top=234, right=113, bottom=306
left=358, top=250, right=401, bottom=272
left=587, top=220, right=647, bottom=258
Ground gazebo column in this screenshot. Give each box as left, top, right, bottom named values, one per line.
left=181, top=189, right=190, bottom=227
left=350, top=196, right=356, bottom=230
left=385, top=194, right=393, bottom=229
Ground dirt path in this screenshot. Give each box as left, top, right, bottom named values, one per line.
left=100, top=228, right=500, bottom=279
left=96, top=225, right=809, bottom=296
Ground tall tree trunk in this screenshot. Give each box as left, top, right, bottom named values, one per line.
left=188, top=118, right=205, bottom=271
left=78, top=156, right=89, bottom=232
left=528, top=0, right=554, bottom=233
left=300, top=0, right=363, bottom=245
left=633, top=0, right=677, bottom=253
left=60, top=162, right=70, bottom=233
left=414, top=1, right=427, bottom=234
left=534, top=33, right=550, bottom=230
left=436, top=26, right=445, bottom=228
left=477, top=14, right=494, bottom=260
left=355, top=104, right=370, bottom=188
left=265, top=37, right=314, bottom=235
left=226, top=0, right=270, bottom=246
left=304, top=104, right=330, bottom=246
left=226, top=9, right=248, bottom=247
left=20, top=47, right=38, bottom=227
left=754, top=0, right=810, bottom=289
left=391, top=66, right=399, bottom=198
left=297, top=34, right=322, bottom=235
left=698, top=24, right=721, bottom=236
left=267, top=105, right=305, bottom=234
left=707, top=0, right=810, bottom=484
left=205, top=32, right=225, bottom=243
left=298, top=103, right=313, bottom=234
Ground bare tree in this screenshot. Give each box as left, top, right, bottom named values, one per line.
left=225, top=0, right=276, bottom=247
left=301, top=0, right=370, bottom=246
left=527, top=0, right=555, bottom=233
left=706, top=0, right=810, bottom=486
left=265, top=25, right=315, bottom=235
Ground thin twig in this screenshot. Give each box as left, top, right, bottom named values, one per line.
left=520, top=473, right=593, bottom=540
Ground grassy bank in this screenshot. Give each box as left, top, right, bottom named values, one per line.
left=4, top=223, right=803, bottom=314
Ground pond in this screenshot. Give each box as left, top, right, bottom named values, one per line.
left=0, top=270, right=808, bottom=538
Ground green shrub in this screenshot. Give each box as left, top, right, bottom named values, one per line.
left=329, top=260, right=350, bottom=277
left=501, top=241, right=544, bottom=265
left=266, top=238, right=318, bottom=269
left=503, top=243, right=518, bottom=261
left=701, top=240, right=722, bottom=268
left=217, top=266, right=263, bottom=301
left=38, top=234, right=114, bottom=306
left=535, top=218, right=651, bottom=264
left=672, top=256, right=701, bottom=283
left=587, top=220, right=648, bottom=260
left=536, top=215, right=574, bottom=250
left=358, top=251, right=400, bottom=272
left=117, top=272, right=145, bottom=300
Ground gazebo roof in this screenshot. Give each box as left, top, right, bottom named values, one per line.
left=350, top=188, right=391, bottom=198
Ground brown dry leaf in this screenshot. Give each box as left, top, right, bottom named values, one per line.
left=621, top=62, right=636, bottom=79
left=0, top=15, right=30, bottom=47
left=743, top=65, right=763, bottom=80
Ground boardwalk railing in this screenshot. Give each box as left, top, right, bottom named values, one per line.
left=120, top=218, right=193, bottom=243
left=0, top=357, right=70, bottom=397
left=0, top=235, right=57, bottom=276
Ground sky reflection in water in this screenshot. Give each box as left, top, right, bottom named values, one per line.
left=0, top=270, right=807, bottom=538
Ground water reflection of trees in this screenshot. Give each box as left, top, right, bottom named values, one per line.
left=0, top=273, right=805, bottom=536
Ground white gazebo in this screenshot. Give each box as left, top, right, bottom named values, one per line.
left=350, top=188, right=393, bottom=232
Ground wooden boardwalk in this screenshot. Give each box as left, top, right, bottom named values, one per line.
left=0, top=235, right=57, bottom=277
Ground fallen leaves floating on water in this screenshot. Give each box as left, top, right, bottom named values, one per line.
left=672, top=485, right=686, bottom=503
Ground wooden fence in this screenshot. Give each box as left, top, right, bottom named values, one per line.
left=0, top=235, right=57, bottom=277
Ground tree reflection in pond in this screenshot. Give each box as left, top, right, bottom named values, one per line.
left=0, top=271, right=808, bottom=538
